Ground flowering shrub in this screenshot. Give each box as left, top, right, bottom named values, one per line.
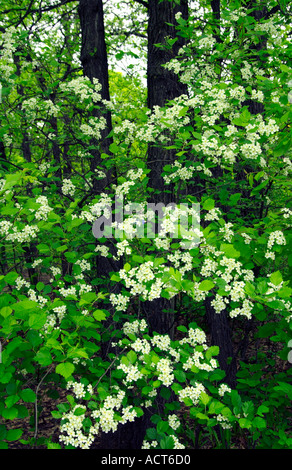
left=0, top=0, right=291, bottom=450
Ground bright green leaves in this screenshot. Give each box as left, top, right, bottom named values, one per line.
left=56, top=362, right=75, bottom=379
left=269, top=270, right=283, bottom=286
left=4, top=272, right=19, bottom=285
left=198, top=280, right=215, bottom=291
left=220, top=243, right=240, bottom=259
left=231, top=107, right=251, bottom=127
left=92, top=309, right=107, bottom=322
left=28, top=312, right=47, bottom=330
left=203, top=198, right=215, bottom=211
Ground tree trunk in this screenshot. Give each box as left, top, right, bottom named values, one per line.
left=78, top=0, right=121, bottom=282
left=147, top=0, right=188, bottom=204
left=78, top=0, right=113, bottom=191
left=146, top=0, right=188, bottom=337
left=205, top=297, right=237, bottom=387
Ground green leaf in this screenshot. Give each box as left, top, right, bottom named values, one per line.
left=20, top=389, right=37, bottom=403
left=239, top=418, right=252, bottom=429
left=127, top=350, right=137, bottom=364
left=0, top=306, right=12, bottom=318
left=157, top=420, right=169, bottom=433
left=56, top=362, right=75, bottom=379
left=35, top=348, right=52, bottom=366
left=109, top=142, right=120, bottom=154
left=74, top=407, right=86, bottom=416
left=203, top=198, right=215, bottom=211
left=206, top=345, right=219, bottom=360
left=4, top=272, right=19, bottom=285
left=160, top=435, right=174, bottom=449
left=252, top=417, right=266, bottom=429
left=198, top=279, right=215, bottom=291
left=28, top=312, right=47, bottom=329
left=220, top=244, right=240, bottom=258
left=6, top=428, right=23, bottom=441
left=274, top=382, right=292, bottom=399
left=257, top=405, right=269, bottom=417
left=92, top=309, right=107, bottom=321
left=174, top=369, right=186, bottom=383
left=1, top=407, right=18, bottom=420
left=269, top=271, right=283, bottom=286
left=200, top=392, right=211, bottom=406
left=47, top=442, right=62, bottom=449
left=146, top=427, right=157, bottom=440
left=37, top=243, right=50, bottom=253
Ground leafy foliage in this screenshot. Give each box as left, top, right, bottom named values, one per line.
left=0, top=0, right=291, bottom=450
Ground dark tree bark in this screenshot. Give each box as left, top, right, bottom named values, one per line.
left=205, top=298, right=237, bottom=387
left=78, top=0, right=113, bottom=191
left=147, top=0, right=188, bottom=205
left=145, top=0, right=189, bottom=338
left=78, top=0, right=122, bottom=282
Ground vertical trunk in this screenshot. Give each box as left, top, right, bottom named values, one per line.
left=78, top=0, right=121, bottom=282
left=147, top=0, right=188, bottom=205
left=205, top=298, right=237, bottom=387
left=146, top=0, right=188, bottom=337
left=78, top=0, right=113, bottom=191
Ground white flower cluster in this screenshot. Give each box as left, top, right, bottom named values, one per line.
left=267, top=231, right=286, bottom=250
left=178, top=383, right=206, bottom=405
left=168, top=414, right=181, bottom=430
left=66, top=380, right=88, bottom=399
left=281, top=208, right=292, bottom=219
left=117, top=362, right=144, bottom=384
left=218, top=383, right=232, bottom=396
left=60, top=286, right=76, bottom=297
left=183, top=349, right=217, bottom=372
left=205, top=207, right=221, bottom=221
left=50, top=266, right=62, bottom=277
left=229, top=298, right=254, bottom=320
left=6, top=224, right=39, bottom=243
left=35, top=196, right=52, bottom=221
left=59, top=381, right=139, bottom=448
left=156, top=358, right=174, bottom=386
left=93, top=396, right=137, bottom=433
left=198, top=36, right=216, bottom=49
left=53, top=304, right=66, bottom=322
left=27, top=288, right=48, bottom=307
left=131, top=338, right=151, bottom=357
left=163, top=160, right=195, bottom=184
left=86, top=193, right=112, bottom=222
left=39, top=162, right=51, bottom=174
left=80, top=117, right=107, bottom=139
left=60, top=77, right=102, bottom=107
left=15, top=276, right=30, bottom=290
left=62, top=179, right=76, bottom=196
left=75, top=259, right=91, bottom=272
left=42, top=99, right=59, bottom=117
left=172, top=435, right=186, bottom=449
left=122, top=319, right=148, bottom=336
left=251, top=89, right=264, bottom=103
left=109, top=292, right=130, bottom=312
left=59, top=405, right=96, bottom=449
left=219, top=222, right=234, bottom=242
left=0, top=27, right=17, bottom=83
left=31, top=258, right=42, bottom=268
left=94, top=245, right=110, bottom=257
left=141, top=440, right=158, bottom=449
